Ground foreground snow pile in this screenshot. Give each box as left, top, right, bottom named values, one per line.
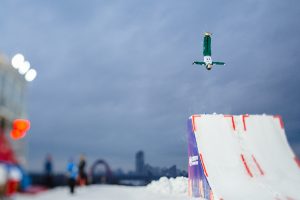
left=15, top=184, right=196, bottom=200
left=14, top=177, right=195, bottom=200
left=146, top=177, right=188, bottom=195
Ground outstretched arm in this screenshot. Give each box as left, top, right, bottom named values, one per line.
left=212, top=61, right=225, bottom=65
left=193, top=61, right=206, bottom=65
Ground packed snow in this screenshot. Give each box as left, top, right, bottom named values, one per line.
left=146, top=176, right=188, bottom=195
left=15, top=177, right=203, bottom=200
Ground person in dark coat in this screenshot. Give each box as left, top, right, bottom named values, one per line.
left=44, top=154, right=53, bottom=188
left=78, top=154, right=88, bottom=186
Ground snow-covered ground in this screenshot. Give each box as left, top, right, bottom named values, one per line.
left=15, top=177, right=201, bottom=200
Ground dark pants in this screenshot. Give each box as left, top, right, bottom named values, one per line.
left=78, top=172, right=88, bottom=185
left=45, top=174, right=53, bottom=188
left=68, top=178, right=76, bottom=194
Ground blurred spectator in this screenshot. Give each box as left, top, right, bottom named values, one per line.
left=44, top=154, right=53, bottom=188
left=78, top=154, right=88, bottom=186
left=0, top=163, right=7, bottom=198
left=6, top=165, right=22, bottom=196
left=66, top=159, right=77, bottom=194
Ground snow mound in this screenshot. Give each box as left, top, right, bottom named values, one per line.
left=146, top=177, right=188, bottom=195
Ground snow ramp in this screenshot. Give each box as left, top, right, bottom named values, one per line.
left=187, top=114, right=300, bottom=200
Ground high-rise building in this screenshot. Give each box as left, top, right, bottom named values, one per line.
left=135, top=150, right=145, bottom=175
left=0, top=53, right=28, bottom=167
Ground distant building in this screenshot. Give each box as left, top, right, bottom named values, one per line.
left=135, top=151, right=145, bottom=175
left=134, top=151, right=187, bottom=178
left=0, top=53, right=28, bottom=166
left=167, top=165, right=177, bottom=178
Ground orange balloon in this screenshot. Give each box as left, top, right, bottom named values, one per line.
left=13, top=119, right=30, bottom=132
left=10, top=119, right=31, bottom=140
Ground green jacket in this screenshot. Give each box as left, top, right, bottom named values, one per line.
left=203, top=35, right=211, bottom=56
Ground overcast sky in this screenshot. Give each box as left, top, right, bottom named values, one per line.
left=1, top=0, right=300, bottom=172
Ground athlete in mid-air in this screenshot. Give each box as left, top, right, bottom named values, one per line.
left=193, top=32, right=225, bottom=70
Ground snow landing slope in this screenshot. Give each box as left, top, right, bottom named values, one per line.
left=187, top=114, right=300, bottom=200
